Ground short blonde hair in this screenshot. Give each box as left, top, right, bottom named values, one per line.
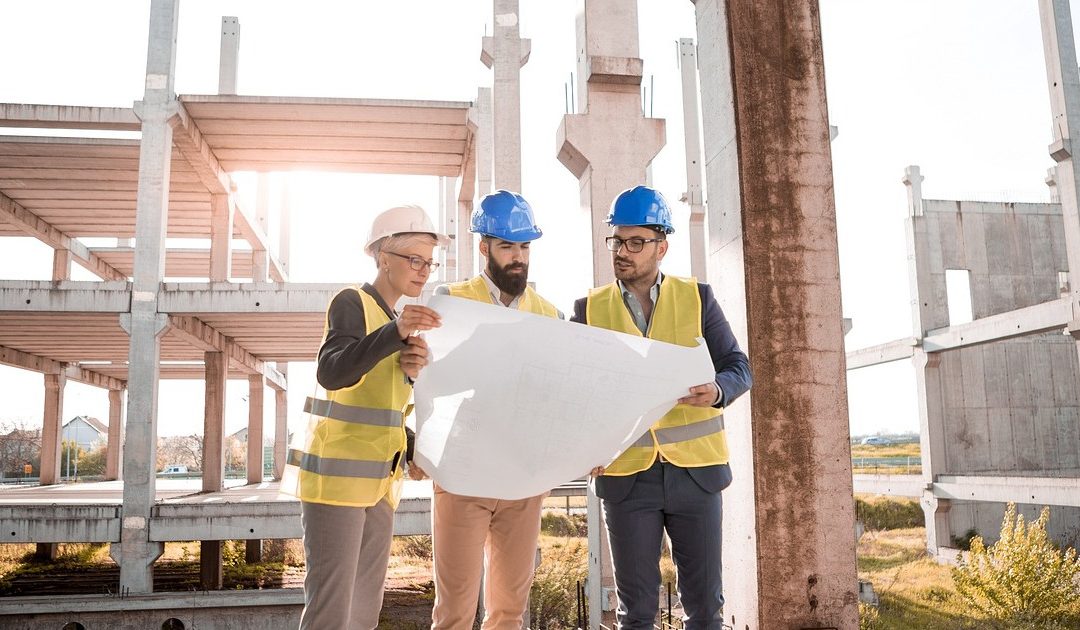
left=371, top=232, right=438, bottom=260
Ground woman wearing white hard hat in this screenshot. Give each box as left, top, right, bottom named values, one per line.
left=282, top=204, right=449, bottom=629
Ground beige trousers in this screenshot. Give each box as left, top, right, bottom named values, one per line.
left=299, top=498, right=395, bottom=629
left=431, top=487, right=546, bottom=630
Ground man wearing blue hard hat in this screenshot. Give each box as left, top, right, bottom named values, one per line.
left=571, top=185, right=752, bottom=629
left=427, top=190, right=561, bottom=629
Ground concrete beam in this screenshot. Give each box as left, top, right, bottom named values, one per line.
left=166, top=100, right=231, bottom=195
left=922, top=296, right=1075, bottom=352
left=0, top=345, right=126, bottom=391
left=0, top=191, right=127, bottom=281
left=845, top=338, right=917, bottom=370
left=0, top=103, right=140, bottom=130
left=0, top=506, right=120, bottom=543
left=167, top=314, right=287, bottom=390
left=158, top=283, right=341, bottom=313
left=934, top=474, right=1080, bottom=507
left=0, top=281, right=131, bottom=312
left=852, top=474, right=922, bottom=498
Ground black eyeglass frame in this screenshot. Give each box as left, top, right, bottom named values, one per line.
left=604, top=236, right=665, bottom=253
left=385, top=251, right=441, bottom=272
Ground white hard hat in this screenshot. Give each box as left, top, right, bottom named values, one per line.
left=364, top=205, right=451, bottom=256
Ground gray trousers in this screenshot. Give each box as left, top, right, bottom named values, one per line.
left=602, top=461, right=724, bottom=630
left=299, top=499, right=395, bottom=629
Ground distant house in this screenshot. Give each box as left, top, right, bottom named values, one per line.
left=62, top=416, right=107, bottom=451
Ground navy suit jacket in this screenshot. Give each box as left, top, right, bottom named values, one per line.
left=571, top=279, right=752, bottom=502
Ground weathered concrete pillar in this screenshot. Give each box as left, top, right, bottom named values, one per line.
left=105, top=388, right=124, bottom=481
left=679, top=38, right=707, bottom=281
left=1038, top=0, right=1080, bottom=379
left=1047, top=167, right=1060, bottom=203
left=278, top=181, right=291, bottom=279
left=557, top=0, right=665, bottom=287
left=481, top=0, right=529, bottom=192
left=113, top=0, right=177, bottom=594
left=246, top=373, right=265, bottom=563
left=209, top=193, right=233, bottom=282
left=39, top=372, right=65, bottom=486
left=218, top=16, right=239, bottom=95
left=691, top=0, right=859, bottom=627
left=201, top=349, right=227, bottom=589
left=273, top=363, right=288, bottom=480
left=252, top=248, right=269, bottom=282
left=51, top=249, right=71, bottom=281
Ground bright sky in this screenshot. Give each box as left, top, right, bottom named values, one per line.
left=0, top=0, right=1067, bottom=440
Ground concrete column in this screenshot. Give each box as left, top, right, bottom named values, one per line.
left=255, top=173, right=270, bottom=246
left=557, top=0, right=666, bottom=288
left=440, top=177, right=458, bottom=282
left=273, top=363, right=288, bottom=479
left=209, top=193, right=233, bottom=282
left=246, top=374, right=264, bottom=485
left=1047, top=166, right=1060, bottom=203
left=1038, top=1, right=1080, bottom=385
left=279, top=180, right=292, bottom=278
left=914, top=351, right=950, bottom=552
left=113, top=0, right=177, bottom=595
left=39, top=372, right=65, bottom=486
left=201, top=349, right=227, bottom=589
left=105, top=388, right=125, bottom=481
left=679, top=38, right=707, bottom=281
left=218, top=16, right=239, bottom=95
left=476, top=87, right=493, bottom=199
left=481, top=0, right=530, bottom=192
left=51, top=249, right=72, bottom=281
left=690, top=0, right=858, bottom=627
left=246, top=373, right=265, bottom=564
left=252, top=248, right=269, bottom=282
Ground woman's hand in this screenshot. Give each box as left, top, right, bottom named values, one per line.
left=396, top=305, right=441, bottom=340
left=407, top=463, right=428, bottom=481
left=589, top=466, right=605, bottom=477
left=399, top=335, right=429, bottom=380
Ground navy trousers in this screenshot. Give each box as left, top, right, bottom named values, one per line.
left=601, top=460, right=725, bottom=630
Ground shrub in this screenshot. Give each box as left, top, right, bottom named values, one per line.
left=951, top=503, right=1080, bottom=628
left=855, top=497, right=923, bottom=531
left=858, top=602, right=880, bottom=630
left=540, top=512, right=586, bottom=537
left=396, top=535, right=433, bottom=560
left=530, top=538, right=587, bottom=628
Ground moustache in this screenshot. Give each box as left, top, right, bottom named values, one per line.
left=614, top=257, right=633, bottom=266
left=504, top=263, right=526, bottom=272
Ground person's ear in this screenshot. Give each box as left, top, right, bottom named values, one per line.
left=479, top=238, right=489, bottom=259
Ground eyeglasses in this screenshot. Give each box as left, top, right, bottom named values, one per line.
left=604, top=236, right=665, bottom=253
left=385, top=251, right=440, bottom=272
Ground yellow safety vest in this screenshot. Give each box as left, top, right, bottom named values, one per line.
left=281, top=286, right=412, bottom=508
left=446, top=274, right=560, bottom=318
left=586, top=275, right=729, bottom=475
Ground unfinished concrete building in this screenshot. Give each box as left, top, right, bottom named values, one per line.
left=849, top=0, right=1080, bottom=558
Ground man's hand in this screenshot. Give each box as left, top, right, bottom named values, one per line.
left=407, top=463, right=428, bottom=481
left=396, top=304, right=441, bottom=339
left=589, top=466, right=605, bottom=477
left=679, top=382, right=720, bottom=407
left=399, top=335, right=430, bottom=380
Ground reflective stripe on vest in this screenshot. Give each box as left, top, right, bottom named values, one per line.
left=586, top=275, right=729, bottom=475
left=287, top=448, right=394, bottom=480
left=303, top=397, right=403, bottom=427
left=281, top=286, right=411, bottom=508
left=447, top=275, right=560, bottom=318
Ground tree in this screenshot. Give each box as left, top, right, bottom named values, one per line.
left=77, top=444, right=108, bottom=477
left=0, top=419, right=41, bottom=477
left=156, top=435, right=203, bottom=471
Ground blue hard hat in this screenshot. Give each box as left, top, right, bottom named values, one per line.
left=606, top=186, right=675, bottom=234
left=470, top=190, right=543, bottom=242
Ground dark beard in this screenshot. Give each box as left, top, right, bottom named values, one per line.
left=488, top=258, right=528, bottom=297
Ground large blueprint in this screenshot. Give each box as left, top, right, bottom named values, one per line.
left=411, top=295, right=715, bottom=500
